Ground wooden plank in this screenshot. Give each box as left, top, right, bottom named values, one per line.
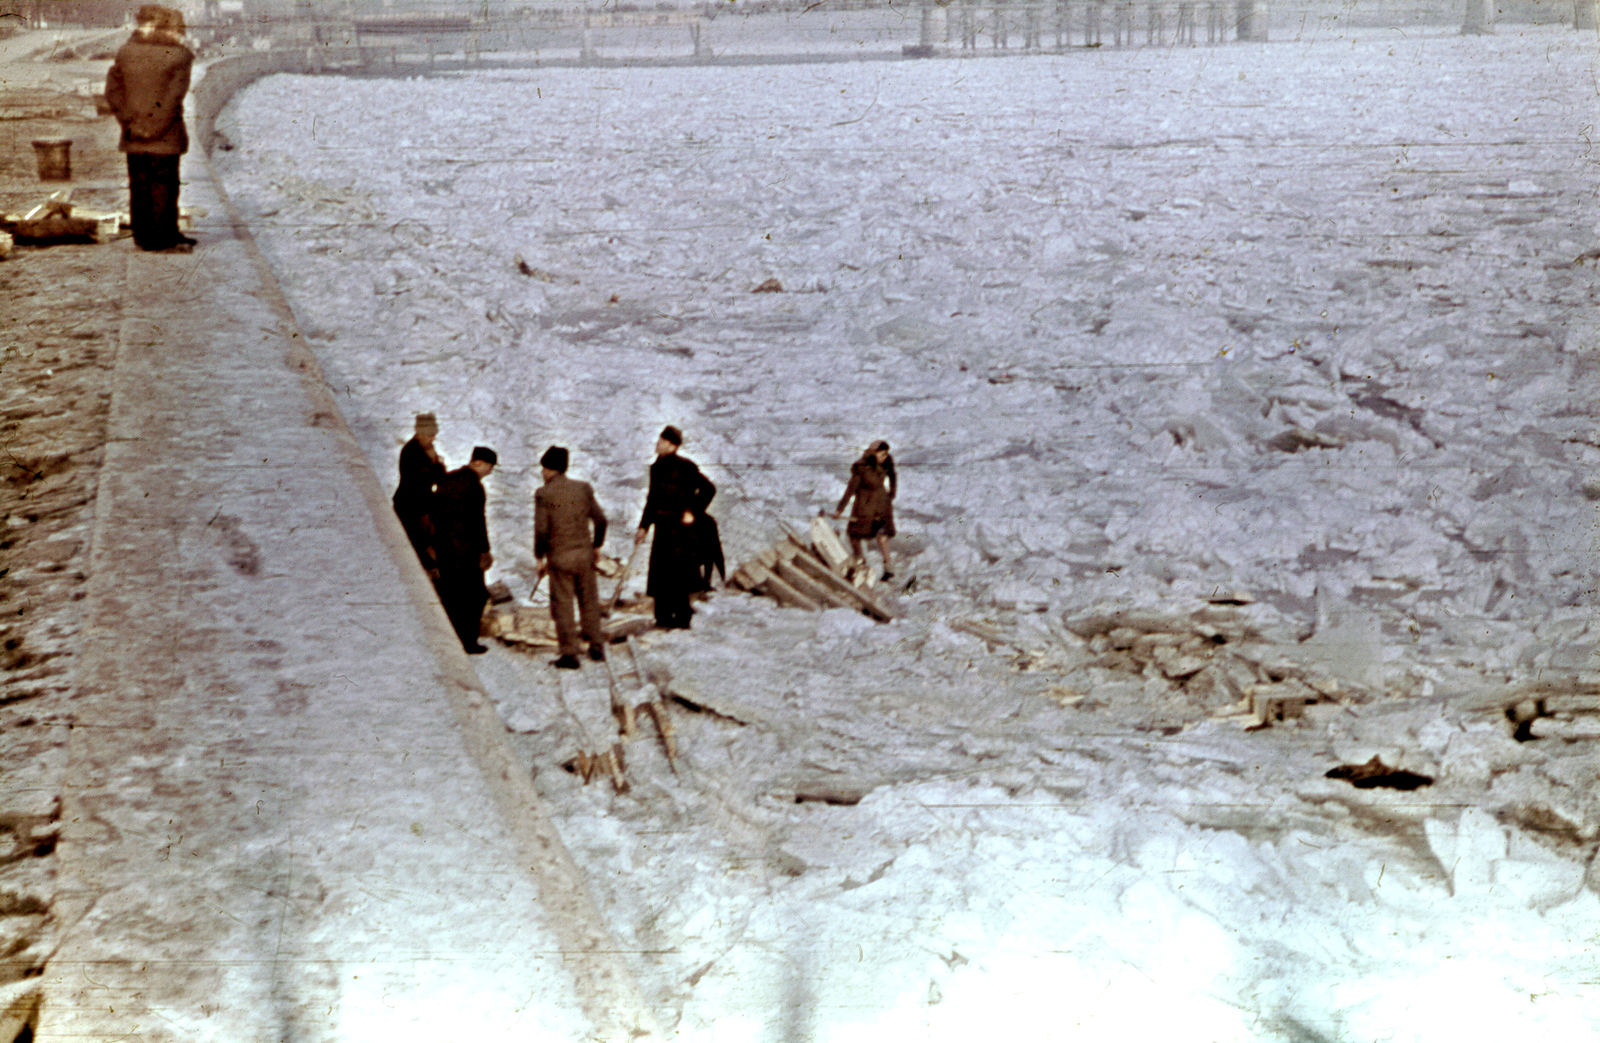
left=774, top=558, right=854, bottom=611
left=809, top=515, right=852, bottom=574
left=1544, top=694, right=1600, bottom=715
left=787, top=549, right=894, bottom=621
left=744, top=562, right=823, bottom=611
left=602, top=615, right=653, bottom=643
left=644, top=700, right=678, bottom=774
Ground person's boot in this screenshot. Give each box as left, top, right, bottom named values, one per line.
left=587, top=644, right=606, bottom=662
left=550, top=654, right=581, bottom=670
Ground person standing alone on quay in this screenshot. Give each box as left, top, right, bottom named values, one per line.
left=634, top=427, right=715, bottom=630
left=432, top=446, right=497, bottom=654
left=105, top=5, right=195, bottom=253
left=834, top=440, right=897, bottom=581
left=533, top=446, right=608, bottom=670
left=392, top=412, right=447, bottom=576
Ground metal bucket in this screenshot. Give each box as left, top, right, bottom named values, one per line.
left=31, top=138, right=72, bottom=181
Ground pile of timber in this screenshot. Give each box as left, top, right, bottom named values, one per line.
left=728, top=517, right=894, bottom=621
left=0, top=189, right=200, bottom=248
left=481, top=598, right=653, bottom=650
left=1062, top=601, right=1350, bottom=728
left=1501, top=679, right=1600, bottom=741
left=480, top=555, right=654, bottom=651
left=0, top=189, right=123, bottom=245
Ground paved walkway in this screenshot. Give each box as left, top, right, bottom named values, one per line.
left=34, top=151, right=654, bottom=1041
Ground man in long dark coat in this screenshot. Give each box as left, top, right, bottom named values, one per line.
left=534, top=446, right=608, bottom=669
left=392, top=412, right=447, bottom=575
left=432, top=446, right=497, bottom=654
left=105, top=5, right=195, bottom=252
left=634, top=426, right=715, bottom=630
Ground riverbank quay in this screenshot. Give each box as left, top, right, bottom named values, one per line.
left=0, top=49, right=654, bottom=1043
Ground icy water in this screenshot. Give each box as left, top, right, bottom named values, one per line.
left=216, top=30, right=1599, bottom=1041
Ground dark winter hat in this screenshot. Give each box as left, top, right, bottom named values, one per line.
left=470, top=446, right=498, bottom=465
left=869, top=440, right=891, bottom=453
left=659, top=425, right=683, bottom=447
left=414, top=412, right=438, bottom=433
left=540, top=446, right=569, bottom=473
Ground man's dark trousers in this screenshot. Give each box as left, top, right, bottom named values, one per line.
left=436, top=567, right=487, bottom=650
left=127, top=153, right=182, bottom=249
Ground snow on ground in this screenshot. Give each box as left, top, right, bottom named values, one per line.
left=215, top=29, right=1599, bottom=1040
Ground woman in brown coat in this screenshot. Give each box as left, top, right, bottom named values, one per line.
left=833, top=440, right=897, bottom=580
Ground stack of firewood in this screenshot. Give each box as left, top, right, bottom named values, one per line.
left=480, top=555, right=654, bottom=651
left=1, top=189, right=122, bottom=244
left=729, top=517, right=894, bottom=621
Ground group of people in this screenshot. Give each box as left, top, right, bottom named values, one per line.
left=392, top=416, right=899, bottom=667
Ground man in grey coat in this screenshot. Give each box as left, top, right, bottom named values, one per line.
left=534, top=446, right=608, bottom=669
left=105, top=5, right=195, bottom=252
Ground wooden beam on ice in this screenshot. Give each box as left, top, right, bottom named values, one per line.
left=744, top=562, right=823, bottom=611
left=784, top=541, right=894, bottom=621
left=774, top=558, right=853, bottom=611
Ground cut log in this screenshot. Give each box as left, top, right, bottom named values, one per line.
left=1529, top=717, right=1600, bottom=740
left=603, top=615, right=653, bottom=643
left=809, top=515, right=852, bottom=573
left=1249, top=683, right=1312, bottom=726
left=774, top=559, right=853, bottom=611
left=745, top=562, right=823, bottom=611
left=12, top=213, right=98, bottom=242
left=1543, top=694, right=1600, bottom=715
left=951, top=618, right=1009, bottom=647
left=786, top=548, right=894, bottom=621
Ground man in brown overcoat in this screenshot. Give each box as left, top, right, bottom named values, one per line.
left=105, top=5, right=195, bottom=252
left=534, top=446, right=608, bottom=669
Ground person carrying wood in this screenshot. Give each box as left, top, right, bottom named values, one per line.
left=833, top=440, right=897, bottom=581
left=392, top=412, right=447, bottom=577
left=634, top=426, right=715, bottom=630
left=432, top=446, right=497, bottom=654
left=105, top=5, right=195, bottom=252
left=534, top=446, right=608, bottom=670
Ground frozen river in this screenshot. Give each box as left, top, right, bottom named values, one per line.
left=215, top=28, right=1599, bottom=1041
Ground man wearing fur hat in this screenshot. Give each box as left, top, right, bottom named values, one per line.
left=634, top=426, right=715, bottom=630
left=393, top=412, right=447, bottom=575
left=105, top=5, right=195, bottom=252
left=432, top=446, right=497, bottom=654
left=534, top=446, right=608, bottom=669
